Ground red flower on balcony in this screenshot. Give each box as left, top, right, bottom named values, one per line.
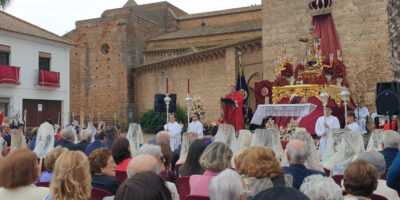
left=39, top=70, right=60, bottom=88
left=0, top=65, right=20, bottom=85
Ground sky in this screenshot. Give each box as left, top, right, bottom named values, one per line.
left=4, top=0, right=261, bottom=36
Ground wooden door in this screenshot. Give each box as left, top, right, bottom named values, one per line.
left=23, top=99, right=61, bottom=128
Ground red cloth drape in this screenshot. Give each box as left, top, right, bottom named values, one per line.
left=312, top=14, right=341, bottom=59
left=0, top=65, right=20, bottom=85
left=39, top=70, right=60, bottom=88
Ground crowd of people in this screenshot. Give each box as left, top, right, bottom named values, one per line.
left=0, top=112, right=400, bottom=200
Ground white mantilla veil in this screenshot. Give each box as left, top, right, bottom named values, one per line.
left=34, top=122, right=55, bottom=158
left=177, top=132, right=198, bottom=165
left=53, top=124, right=60, bottom=134
left=290, top=131, right=324, bottom=171
left=88, top=122, right=97, bottom=143
left=366, top=129, right=384, bottom=151
left=251, top=128, right=288, bottom=166
left=127, top=123, right=144, bottom=154
left=322, top=128, right=347, bottom=163
left=237, top=130, right=253, bottom=153
left=214, top=124, right=237, bottom=154
left=10, top=129, right=25, bottom=152
left=323, top=130, right=365, bottom=170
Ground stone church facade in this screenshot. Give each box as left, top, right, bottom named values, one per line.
left=66, top=0, right=397, bottom=129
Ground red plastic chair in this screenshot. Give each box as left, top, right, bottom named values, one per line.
left=380, top=168, right=389, bottom=180
left=89, top=188, right=112, bottom=200
left=115, top=170, right=127, bottom=183
left=332, top=175, right=343, bottom=186
left=35, top=182, right=50, bottom=187
left=186, top=195, right=210, bottom=200
left=371, top=194, right=388, bottom=200
left=176, top=176, right=190, bottom=200
left=323, top=168, right=330, bottom=177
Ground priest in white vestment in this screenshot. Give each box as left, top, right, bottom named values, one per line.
left=315, top=106, right=340, bottom=155
left=164, top=114, right=182, bottom=151
left=187, top=113, right=203, bottom=138
left=355, top=100, right=369, bottom=135
left=346, top=111, right=363, bottom=133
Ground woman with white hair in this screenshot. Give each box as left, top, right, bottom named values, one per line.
left=251, top=128, right=288, bottom=166
left=126, top=123, right=144, bottom=154
left=33, top=122, right=55, bottom=158
left=289, top=131, right=323, bottom=171
left=208, top=169, right=247, bottom=200
left=300, top=174, right=343, bottom=200
left=323, top=131, right=365, bottom=176
left=379, top=130, right=400, bottom=168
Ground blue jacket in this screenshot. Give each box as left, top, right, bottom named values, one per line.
left=387, top=152, right=400, bottom=190
left=55, top=139, right=78, bottom=151
left=283, top=164, right=326, bottom=189
left=85, top=140, right=109, bottom=154
left=380, top=148, right=399, bottom=168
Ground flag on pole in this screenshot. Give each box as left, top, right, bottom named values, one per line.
left=236, top=63, right=249, bottom=104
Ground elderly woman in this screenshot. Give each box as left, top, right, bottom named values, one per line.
left=178, top=139, right=207, bottom=177
left=189, top=142, right=233, bottom=196
left=76, top=129, right=92, bottom=152
left=300, top=174, right=343, bottom=200
left=235, top=146, right=292, bottom=199
left=343, top=160, right=378, bottom=200
left=357, top=151, right=400, bottom=200
left=37, top=146, right=68, bottom=183
left=48, top=151, right=91, bottom=200
left=112, top=137, right=132, bottom=172
left=0, top=149, right=49, bottom=200
left=324, top=131, right=365, bottom=176
left=208, top=169, right=247, bottom=200
left=89, top=148, right=121, bottom=195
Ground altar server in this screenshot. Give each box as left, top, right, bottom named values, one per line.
left=346, top=111, right=363, bottom=133
left=355, top=100, right=369, bottom=135
left=315, top=106, right=340, bottom=155
left=164, top=114, right=182, bottom=151
left=188, top=113, right=203, bottom=138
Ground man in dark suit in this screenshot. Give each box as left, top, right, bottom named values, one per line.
left=379, top=130, right=400, bottom=168
left=76, top=129, right=92, bottom=152
left=85, top=131, right=109, bottom=154
left=283, top=139, right=325, bottom=189
left=55, top=128, right=78, bottom=151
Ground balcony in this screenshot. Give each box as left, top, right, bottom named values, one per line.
left=0, top=65, right=20, bottom=86
left=36, top=69, right=60, bottom=88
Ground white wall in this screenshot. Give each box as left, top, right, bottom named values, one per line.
left=0, top=30, right=72, bottom=125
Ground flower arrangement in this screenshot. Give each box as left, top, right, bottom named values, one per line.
left=273, top=76, right=288, bottom=86
left=281, top=63, right=294, bottom=77
left=190, top=96, right=206, bottom=120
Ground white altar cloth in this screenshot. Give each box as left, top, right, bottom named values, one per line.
left=250, top=104, right=317, bottom=125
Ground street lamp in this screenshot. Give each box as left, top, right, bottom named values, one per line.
left=340, top=87, right=351, bottom=126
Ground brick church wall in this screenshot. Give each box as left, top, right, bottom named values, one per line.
left=262, top=0, right=392, bottom=114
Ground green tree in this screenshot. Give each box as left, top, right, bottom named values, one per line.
left=0, top=0, right=11, bottom=10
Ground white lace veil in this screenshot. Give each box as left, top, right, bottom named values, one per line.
left=127, top=123, right=144, bottom=154
left=34, top=122, right=55, bottom=158
left=322, top=128, right=347, bottom=163
left=10, top=129, right=25, bottom=152
left=214, top=124, right=237, bottom=154
left=177, top=132, right=198, bottom=164
left=323, top=130, right=365, bottom=170
left=366, top=129, right=384, bottom=151
left=88, top=122, right=97, bottom=143
left=290, top=131, right=324, bottom=171
left=237, top=130, right=253, bottom=153
left=251, top=128, right=288, bottom=166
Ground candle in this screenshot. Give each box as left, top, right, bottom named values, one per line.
left=187, top=78, right=190, bottom=94
left=166, top=78, right=168, bottom=94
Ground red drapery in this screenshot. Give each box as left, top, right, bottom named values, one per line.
left=254, top=80, right=273, bottom=106
left=0, top=65, right=20, bottom=85
left=312, top=14, right=341, bottom=59
left=39, top=70, right=60, bottom=88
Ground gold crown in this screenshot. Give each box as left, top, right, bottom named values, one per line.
left=308, top=0, right=333, bottom=16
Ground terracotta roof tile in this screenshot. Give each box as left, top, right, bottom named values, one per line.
left=178, top=5, right=262, bottom=20
left=150, top=20, right=261, bottom=41
left=0, top=11, right=74, bottom=46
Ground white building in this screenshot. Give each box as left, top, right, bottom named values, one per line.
left=0, top=11, right=74, bottom=128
